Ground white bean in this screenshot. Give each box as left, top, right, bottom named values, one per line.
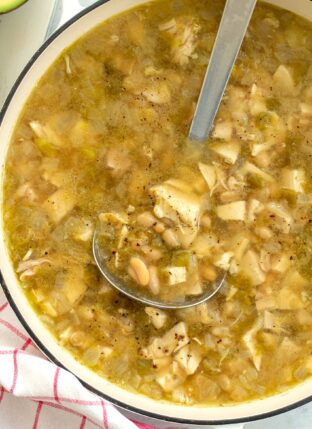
left=219, top=191, right=241, bottom=203
left=70, top=331, right=87, bottom=347
left=254, top=151, right=270, bottom=168
left=148, top=266, right=160, bottom=295
left=200, top=264, right=217, bottom=282
left=255, top=227, right=273, bottom=240
left=218, top=374, right=231, bottom=392
left=162, top=228, right=180, bottom=248
left=128, top=257, right=150, bottom=286
left=153, top=222, right=165, bottom=233
left=141, top=245, right=163, bottom=261
left=200, top=214, right=211, bottom=228
left=137, top=211, right=157, bottom=228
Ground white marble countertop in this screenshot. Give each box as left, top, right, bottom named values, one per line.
left=0, top=1, right=312, bottom=427
left=245, top=403, right=312, bottom=429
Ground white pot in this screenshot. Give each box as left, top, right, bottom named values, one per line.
left=0, top=0, right=311, bottom=427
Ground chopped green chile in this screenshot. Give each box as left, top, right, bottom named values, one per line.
left=3, top=0, right=312, bottom=405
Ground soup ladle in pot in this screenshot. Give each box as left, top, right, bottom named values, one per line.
left=93, top=0, right=257, bottom=309
left=93, top=230, right=226, bottom=310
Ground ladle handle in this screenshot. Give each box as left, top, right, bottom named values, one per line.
left=189, top=0, right=257, bottom=142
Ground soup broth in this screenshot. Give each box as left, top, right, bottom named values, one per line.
left=3, top=0, right=312, bottom=405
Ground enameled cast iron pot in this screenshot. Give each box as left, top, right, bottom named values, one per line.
left=0, top=0, right=312, bottom=427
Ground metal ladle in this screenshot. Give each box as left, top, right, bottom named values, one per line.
left=93, top=0, right=257, bottom=309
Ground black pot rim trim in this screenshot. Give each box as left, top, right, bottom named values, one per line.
left=1, top=0, right=312, bottom=425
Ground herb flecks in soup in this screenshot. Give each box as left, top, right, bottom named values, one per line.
left=3, top=0, right=312, bottom=405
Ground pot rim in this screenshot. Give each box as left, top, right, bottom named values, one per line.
left=1, top=0, right=312, bottom=425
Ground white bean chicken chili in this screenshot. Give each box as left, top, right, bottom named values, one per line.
left=3, top=0, right=312, bottom=405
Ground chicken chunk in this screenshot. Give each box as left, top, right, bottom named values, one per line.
left=150, top=179, right=202, bottom=246
left=242, top=161, right=274, bottom=183
left=275, top=270, right=307, bottom=310
left=280, top=168, right=305, bottom=193
left=142, top=83, right=171, bottom=104
left=163, top=266, right=187, bottom=285
left=212, top=122, right=233, bottom=141
left=266, top=202, right=293, bottom=233
left=240, top=250, right=266, bottom=286
left=145, top=307, right=168, bottom=329
left=43, top=188, right=76, bottom=224
left=62, top=268, right=87, bottom=305
left=156, top=361, right=186, bottom=392
left=144, top=322, right=189, bottom=359
left=159, top=17, right=200, bottom=66
left=214, top=251, right=234, bottom=271
left=216, top=201, right=246, bottom=221
left=211, top=142, right=240, bottom=165
left=273, top=65, right=295, bottom=93
left=198, top=163, right=216, bottom=191
left=106, top=148, right=131, bottom=178
left=29, top=121, right=63, bottom=147
left=175, top=342, right=203, bottom=375
left=243, top=320, right=263, bottom=371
